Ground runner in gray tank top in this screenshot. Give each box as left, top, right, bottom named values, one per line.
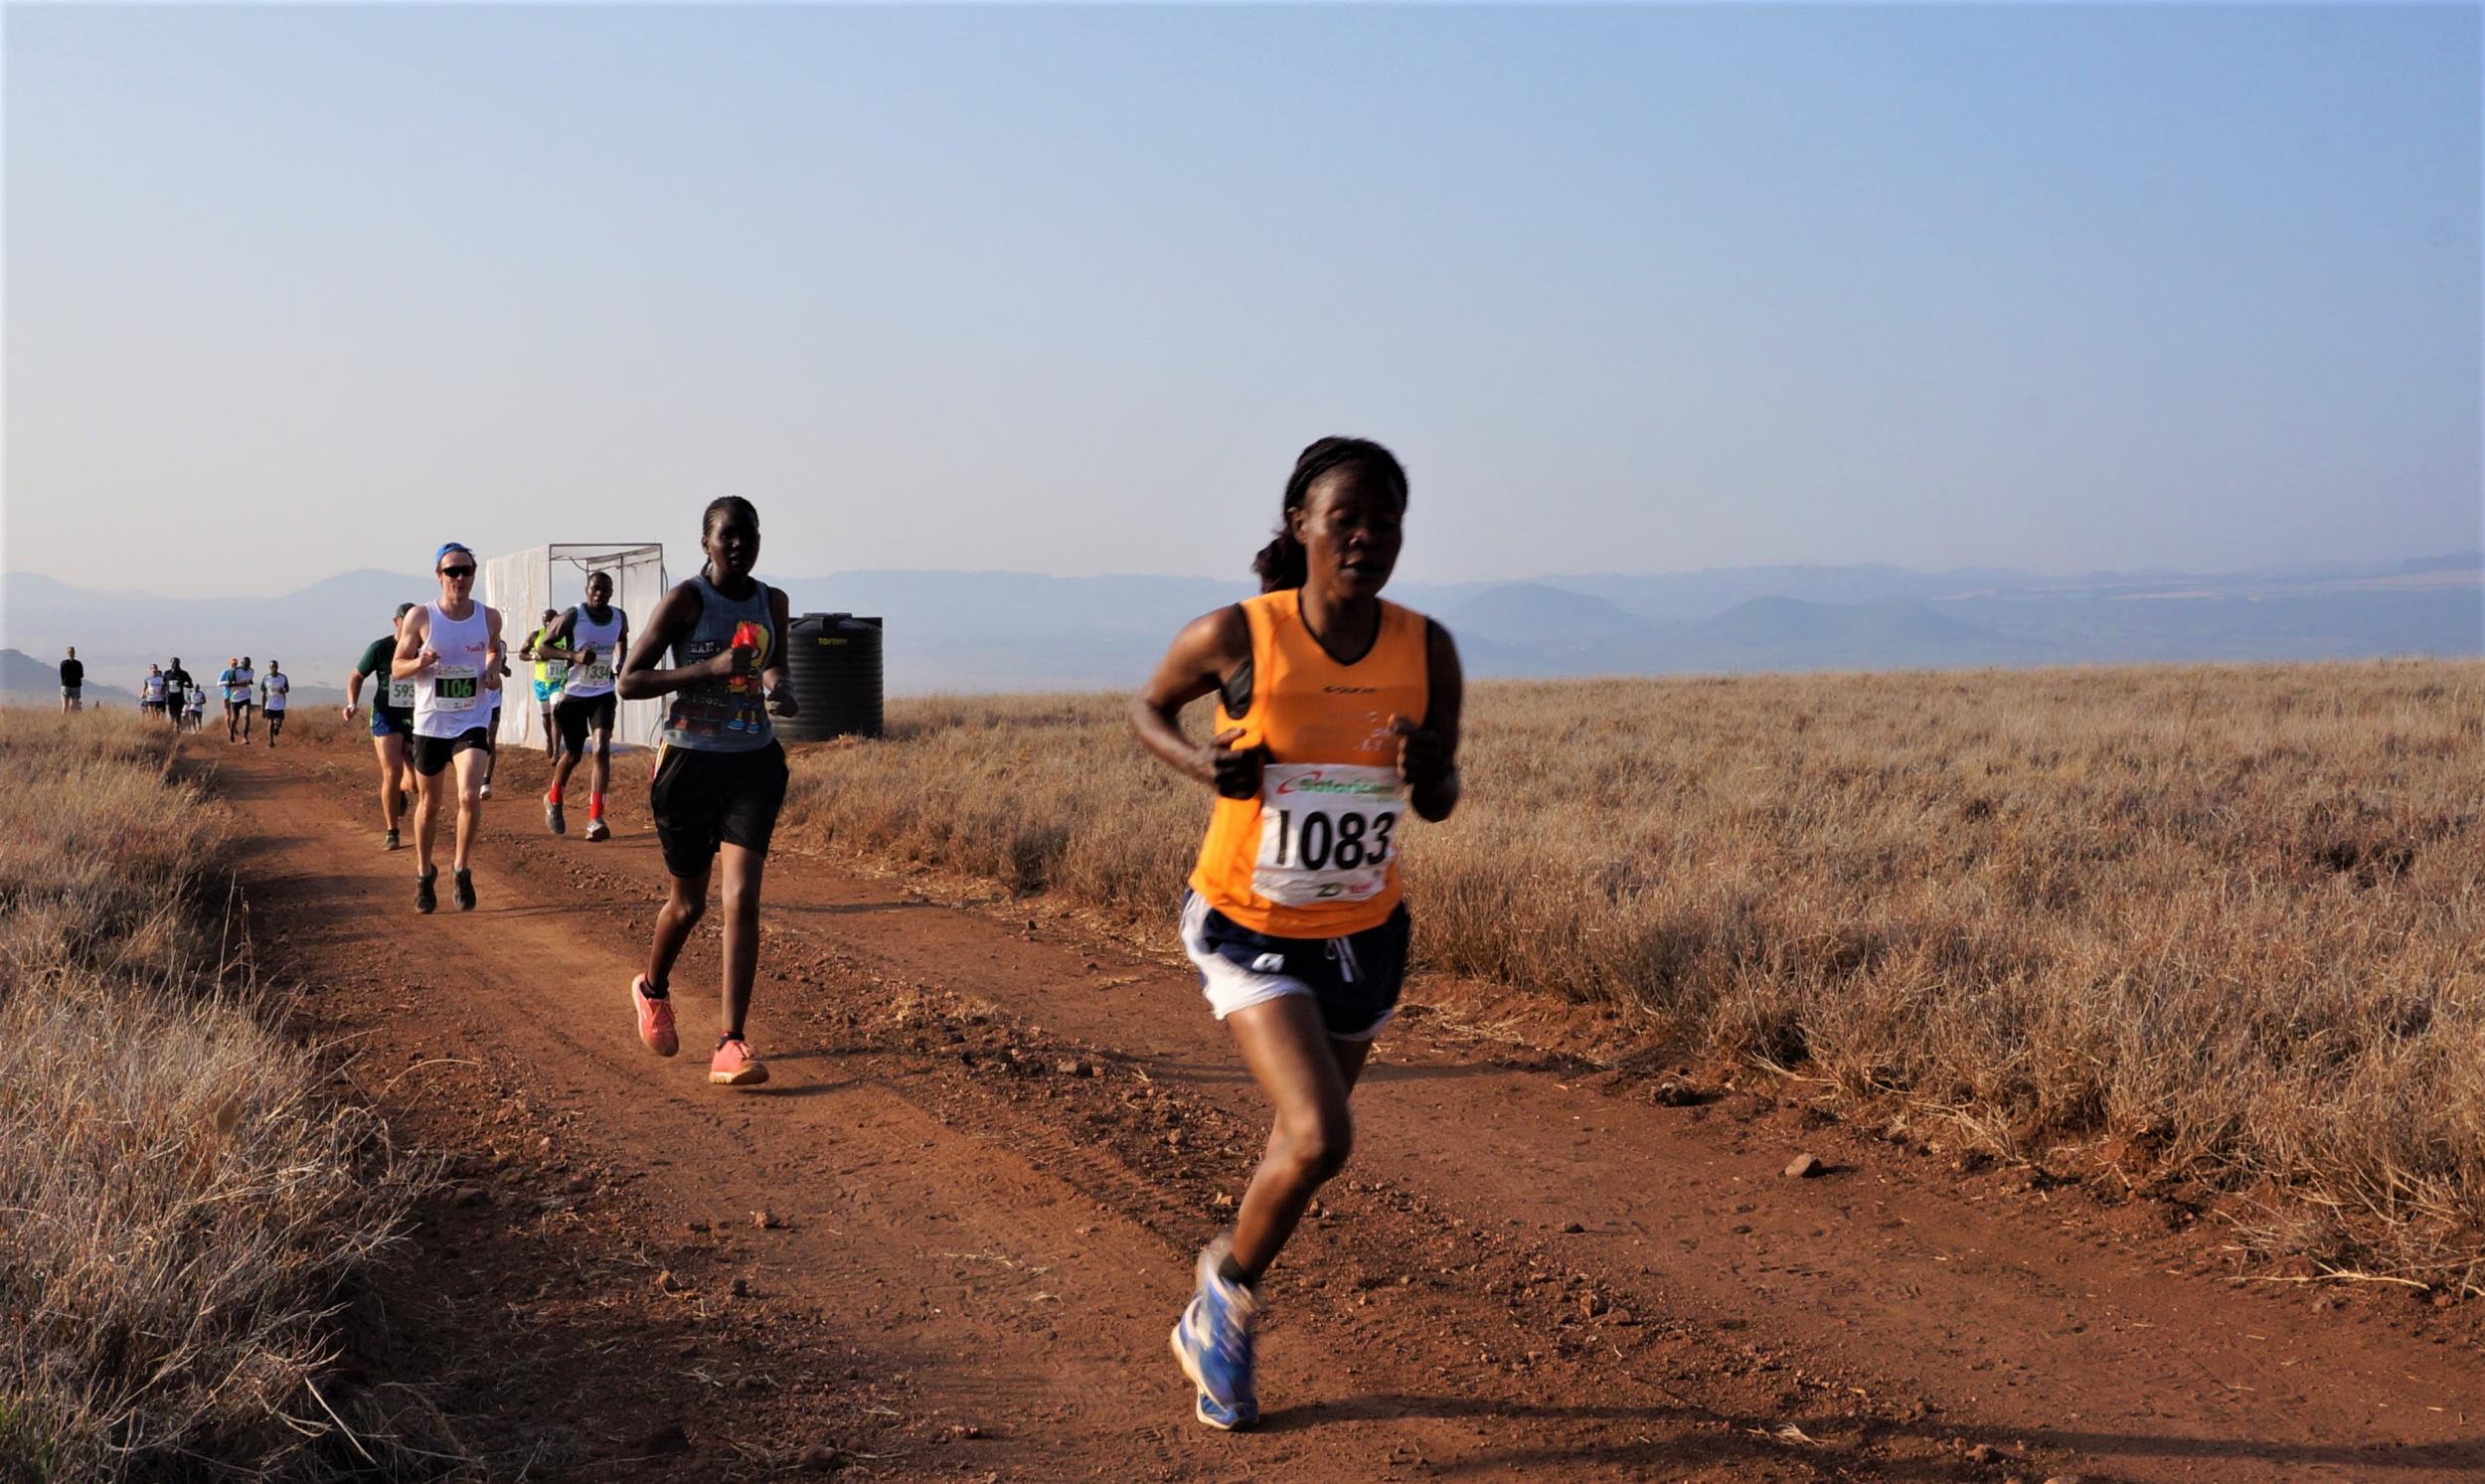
left=616, top=497, right=798, bottom=1087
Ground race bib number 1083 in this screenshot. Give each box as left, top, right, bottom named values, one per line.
left=1252, top=763, right=1403, bottom=907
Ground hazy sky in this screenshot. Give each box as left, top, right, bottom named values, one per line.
left=6, top=4, right=2477, bottom=598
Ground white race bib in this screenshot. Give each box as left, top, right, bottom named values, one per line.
left=388, top=677, right=416, bottom=709
left=432, top=664, right=480, bottom=713
left=1252, top=763, right=1404, bottom=907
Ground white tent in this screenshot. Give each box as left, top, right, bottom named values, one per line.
left=483, top=543, right=668, bottom=748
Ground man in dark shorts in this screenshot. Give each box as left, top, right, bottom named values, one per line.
left=226, top=655, right=257, bottom=743
left=397, top=545, right=506, bottom=912
left=348, top=604, right=418, bottom=849
left=60, top=647, right=84, bottom=713
left=164, top=658, right=195, bottom=731
left=537, top=570, right=628, bottom=841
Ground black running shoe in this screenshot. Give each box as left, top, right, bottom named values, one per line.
left=546, top=799, right=566, bottom=836
left=384, top=828, right=401, bottom=852
left=452, top=869, right=476, bottom=911
left=415, top=870, right=436, bottom=914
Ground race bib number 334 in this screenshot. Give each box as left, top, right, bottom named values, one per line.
left=1252, top=763, right=1403, bottom=907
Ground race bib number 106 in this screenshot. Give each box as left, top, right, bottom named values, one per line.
left=433, top=665, right=479, bottom=712
left=1252, top=763, right=1403, bottom=906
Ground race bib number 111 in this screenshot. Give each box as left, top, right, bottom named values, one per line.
left=1252, top=763, right=1402, bottom=906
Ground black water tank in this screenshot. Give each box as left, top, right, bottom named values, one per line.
left=779, top=613, right=884, bottom=741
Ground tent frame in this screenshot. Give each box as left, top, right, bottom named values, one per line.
left=483, top=543, right=670, bottom=748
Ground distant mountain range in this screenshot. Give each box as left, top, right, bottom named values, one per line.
left=5, top=553, right=2477, bottom=697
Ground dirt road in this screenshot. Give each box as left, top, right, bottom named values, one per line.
left=201, top=732, right=2485, bottom=1481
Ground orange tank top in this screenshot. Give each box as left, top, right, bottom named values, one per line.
left=1188, top=589, right=1431, bottom=937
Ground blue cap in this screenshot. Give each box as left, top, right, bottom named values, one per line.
left=435, top=542, right=475, bottom=565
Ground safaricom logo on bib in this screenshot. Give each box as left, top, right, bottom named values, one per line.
left=1273, top=771, right=1392, bottom=798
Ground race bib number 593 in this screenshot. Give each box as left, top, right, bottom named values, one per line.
left=1252, top=763, right=1403, bottom=907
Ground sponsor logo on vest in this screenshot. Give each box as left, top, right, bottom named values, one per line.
left=1272, top=769, right=1391, bottom=798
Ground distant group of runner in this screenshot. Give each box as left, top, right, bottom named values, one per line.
left=60, top=648, right=289, bottom=742
left=74, top=440, right=1460, bottom=1434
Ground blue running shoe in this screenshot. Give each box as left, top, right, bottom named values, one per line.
left=1169, top=1236, right=1260, bottom=1430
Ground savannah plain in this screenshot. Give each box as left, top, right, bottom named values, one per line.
left=8, top=657, right=2485, bottom=1481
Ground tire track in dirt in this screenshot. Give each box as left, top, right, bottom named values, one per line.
left=215, top=735, right=2485, bottom=1481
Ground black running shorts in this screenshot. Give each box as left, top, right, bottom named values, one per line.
left=408, top=727, right=492, bottom=776
left=650, top=742, right=789, bottom=879
left=554, top=691, right=618, bottom=755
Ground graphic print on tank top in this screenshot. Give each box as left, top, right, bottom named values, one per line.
left=665, top=577, right=774, bottom=747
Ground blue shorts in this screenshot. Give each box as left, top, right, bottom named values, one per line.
left=370, top=707, right=414, bottom=739
left=533, top=680, right=561, bottom=706
left=1178, top=891, right=1410, bottom=1041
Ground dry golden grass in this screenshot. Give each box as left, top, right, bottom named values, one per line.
left=778, top=660, right=2485, bottom=1284
left=0, top=710, right=440, bottom=1482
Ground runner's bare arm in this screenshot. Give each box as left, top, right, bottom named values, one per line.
left=484, top=608, right=507, bottom=690
left=1393, top=618, right=1464, bottom=822
left=763, top=587, right=798, bottom=717
left=617, top=582, right=736, bottom=700
left=540, top=608, right=580, bottom=664
left=391, top=608, right=433, bottom=679
left=1131, top=606, right=1260, bottom=795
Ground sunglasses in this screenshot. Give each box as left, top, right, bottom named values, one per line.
left=438, top=566, right=476, bottom=579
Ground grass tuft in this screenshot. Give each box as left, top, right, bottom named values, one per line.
left=0, top=710, right=444, bottom=1481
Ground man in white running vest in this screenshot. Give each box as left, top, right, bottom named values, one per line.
left=393, top=543, right=508, bottom=914
left=536, top=569, right=630, bottom=842
left=258, top=661, right=290, bottom=746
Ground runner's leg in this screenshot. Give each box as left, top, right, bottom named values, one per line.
left=645, top=863, right=711, bottom=994
left=717, top=842, right=766, bottom=1039
left=450, top=742, right=488, bottom=875
left=413, top=750, right=445, bottom=878
left=374, top=734, right=406, bottom=833
left=585, top=725, right=613, bottom=837
left=1222, top=996, right=1372, bottom=1279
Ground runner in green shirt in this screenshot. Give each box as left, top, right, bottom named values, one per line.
left=521, top=608, right=567, bottom=759
left=345, top=604, right=418, bottom=849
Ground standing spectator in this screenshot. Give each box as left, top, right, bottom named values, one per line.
left=60, top=647, right=84, bottom=713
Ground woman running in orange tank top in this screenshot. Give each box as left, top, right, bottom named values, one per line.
left=1133, top=437, right=1464, bottom=1430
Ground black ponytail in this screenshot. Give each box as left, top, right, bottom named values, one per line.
left=1251, top=436, right=1408, bottom=592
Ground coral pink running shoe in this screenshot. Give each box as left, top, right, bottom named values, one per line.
left=631, top=975, right=678, bottom=1058
left=709, top=1036, right=768, bottom=1086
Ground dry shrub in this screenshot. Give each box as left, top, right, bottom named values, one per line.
left=778, top=660, right=2485, bottom=1283
left=0, top=710, right=442, bottom=1482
